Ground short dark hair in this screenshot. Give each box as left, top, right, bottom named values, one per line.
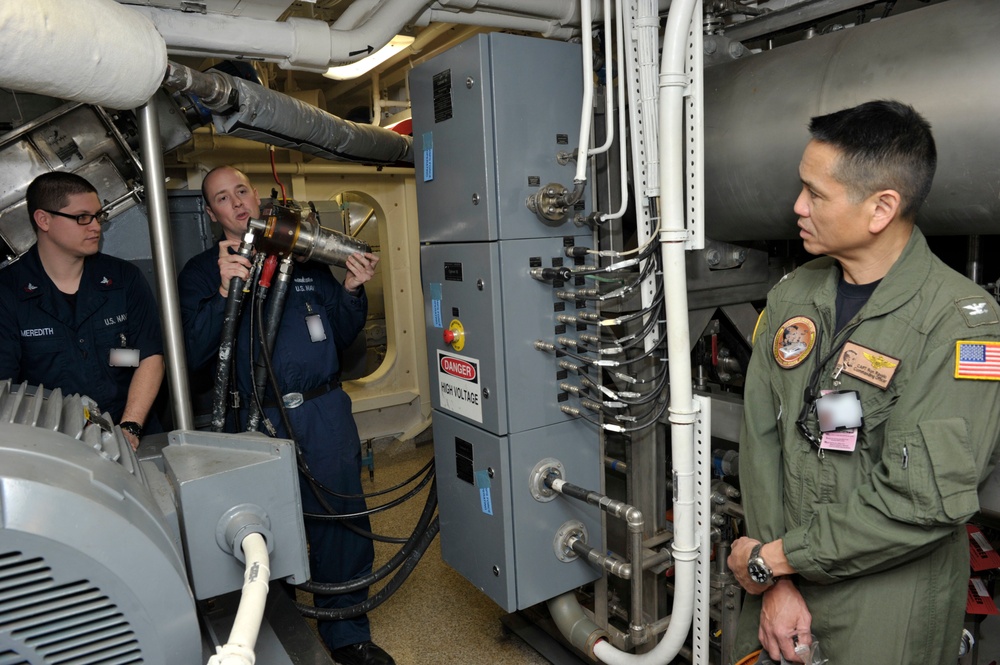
left=26, top=172, right=99, bottom=229
left=808, top=100, right=936, bottom=221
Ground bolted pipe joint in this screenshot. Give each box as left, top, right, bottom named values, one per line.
left=526, top=182, right=572, bottom=222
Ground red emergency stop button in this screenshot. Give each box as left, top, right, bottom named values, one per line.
left=444, top=319, right=466, bottom=351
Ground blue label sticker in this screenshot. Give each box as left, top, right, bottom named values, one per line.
left=475, top=469, right=493, bottom=515
left=480, top=488, right=493, bottom=516
left=432, top=300, right=442, bottom=328
left=430, top=282, right=443, bottom=328
left=422, top=132, right=434, bottom=182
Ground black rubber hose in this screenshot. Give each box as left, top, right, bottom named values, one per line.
left=299, top=478, right=437, bottom=596
left=247, top=259, right=292, bottom=431
left=295, top=516, right=440, bottom=620
left=210, top=246, right=255, bottom=432
left=303, top=461, right=435, bottom=520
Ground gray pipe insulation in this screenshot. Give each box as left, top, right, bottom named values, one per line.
left=704, top=0, right=1000, bottom=241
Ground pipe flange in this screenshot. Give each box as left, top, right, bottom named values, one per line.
left=525, top=182, right=570, bottom=222
left=529, top=458, right=564, bottom=502
left=553, top=520, right=588, bottom=562
left=216, top=503, right=273, bottom=562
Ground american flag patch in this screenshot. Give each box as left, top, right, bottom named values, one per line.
left=955, top=341, right=1000, bottom=380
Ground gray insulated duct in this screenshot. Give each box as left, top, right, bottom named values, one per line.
left=0, top=381, right=201, bottom=665
left=703, top=0, right=1000, bottom=241
left=217, top=76, right=414, bottom=165
left=164, top=62, right=414, bottom=165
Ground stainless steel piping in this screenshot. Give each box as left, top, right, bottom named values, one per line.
left=137, top=96, right=193, bottom=430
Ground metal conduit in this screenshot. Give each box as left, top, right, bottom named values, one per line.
left=138, top=96, right=193, bottom=430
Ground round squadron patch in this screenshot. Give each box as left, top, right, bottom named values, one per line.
left=772, top=316, right=817, bottom=369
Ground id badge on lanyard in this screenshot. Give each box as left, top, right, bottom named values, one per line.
left=109, top=333, right=140, bottom=367
left=816, top=389, right=863, bottom=452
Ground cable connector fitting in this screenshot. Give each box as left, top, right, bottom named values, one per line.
left=565, top=245, right=591, bottom=258
left=534, top=340, right=557, bottom=353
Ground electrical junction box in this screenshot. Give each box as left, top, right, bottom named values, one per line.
left=410, top=32, right=588, bottom=243
left=422, top=234, right=591, bottom=436
left=432, top=410, right=601, bottom=612
left=163, top=430, right=310, bottom=600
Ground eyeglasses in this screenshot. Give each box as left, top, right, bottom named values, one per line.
left=42, top=209, right=109, bottom=226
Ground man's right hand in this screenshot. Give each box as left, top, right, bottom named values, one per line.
left=759, top=578, right=812, bottom=663
left=217, top=239, right=252, bottom=297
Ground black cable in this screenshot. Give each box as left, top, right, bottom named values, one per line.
left=570, top=241, right=658, bottom=277
left=304, top=462, right=435, bottom=520
left=618, top=392, right=670, bottom=433
left=299, top=478, right=438, bottom=596
left=252, top=285, right=431, bottom=541
left=247, top=280, right=268, bottom=429
left=295, top=516, right=440, bottom=621
left=247, top=258, right=290, bottom=432
left=210, top=245, right=255, bottom=431
left=317, top=456, right=434, bottom=500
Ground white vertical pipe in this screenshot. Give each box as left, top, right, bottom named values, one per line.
left=592, top=0, right=701, bottom=662
left=589, top=0, right=617, bottom=156
left=574, top=0, right=596, bottom=184
left=601, top=0, right=631, bottom=222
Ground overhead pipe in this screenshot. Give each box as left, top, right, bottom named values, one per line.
left=162, top=62, right=414, bottom=165
left=0, top=0, right=166, bottom=110
left=232, top=162, right=413, bottom=177
left=417, top=9, right=577, bottom=39
left=128, top=0, right=676, bottom=75
left=129, top=0, right=431, bottom=71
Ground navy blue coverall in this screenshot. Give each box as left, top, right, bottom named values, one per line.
left=178, top=242, right=373, bottom=651
left=0, top=245, right=163, bottom=423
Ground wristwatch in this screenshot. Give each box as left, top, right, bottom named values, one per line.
left=747, top=542, right=775, bottom=585
left=119, top=421, right=143, bottom=439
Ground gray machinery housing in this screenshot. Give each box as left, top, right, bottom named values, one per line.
left=0, top=381, right=310, bottom=664
left=412, top=33, right=603, bottom=612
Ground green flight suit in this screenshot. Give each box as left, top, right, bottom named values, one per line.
left=734, top=227, right=1000, bottom=664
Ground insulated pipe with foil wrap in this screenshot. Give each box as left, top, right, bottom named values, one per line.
left=249, top=205, right=372, bottom=268
left=704, top=0, right=1000, bottom=241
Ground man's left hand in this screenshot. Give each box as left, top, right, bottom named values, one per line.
left=123, top=430, right=140, bottom=451
left=344, top=252, right=380, bottom=293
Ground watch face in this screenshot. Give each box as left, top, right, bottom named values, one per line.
left=749, top=561, right=771, bottom=584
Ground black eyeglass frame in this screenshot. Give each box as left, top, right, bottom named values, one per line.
left=41, top=208, right=109, bottom=226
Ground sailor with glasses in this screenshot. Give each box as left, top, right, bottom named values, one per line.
left=0, top=171, right=163, bottom=449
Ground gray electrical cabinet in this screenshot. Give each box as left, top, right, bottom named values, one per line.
left=412, top=33, right=603, bottom=611
left=422, top=236, right=597, bottom=435
left=433, top=411, right=601, bottom=612
left=410, top=32, right=589, bottom=242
